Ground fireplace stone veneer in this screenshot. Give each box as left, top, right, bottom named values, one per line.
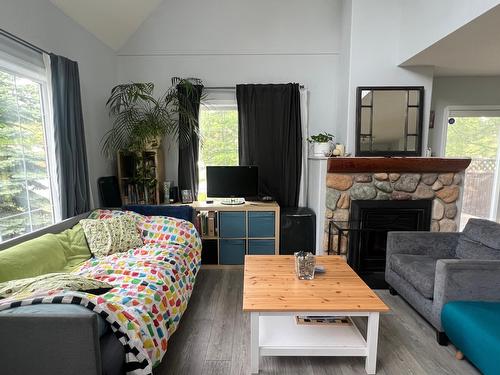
left=322, top=157, right=471, bottom=254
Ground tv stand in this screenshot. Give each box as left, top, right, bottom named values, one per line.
left=221, top=197, right=245, bottom=205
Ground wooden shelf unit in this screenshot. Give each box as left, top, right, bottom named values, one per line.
left=193, top=201, right=280, bottom=265
left=117, top=148, right=165, bottom=205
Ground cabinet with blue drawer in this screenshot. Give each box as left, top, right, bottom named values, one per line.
left=248, top=239, right=275, bottom=255
left=219, top=239, right=246, bottom=264
left=219, top=211, right=246, bottom=238
left=248, top=211, right=275, bottom=238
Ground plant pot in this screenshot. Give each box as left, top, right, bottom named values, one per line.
left=313, top=142, right=331, bottom=156
left=144, top=136, right=162, bottom=150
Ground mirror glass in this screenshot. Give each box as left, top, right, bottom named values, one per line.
left=356, top=87, right=423, bottom=156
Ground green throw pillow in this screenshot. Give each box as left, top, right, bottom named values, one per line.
left=55, top=223, right=92, bottom=271
left=0, top=272, right=114, bottom=299
left=80, top=215, right=143, bottom=257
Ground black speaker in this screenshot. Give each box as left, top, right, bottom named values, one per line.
left=280, top=207, right=316, bottom=255
left=97, top=176, right=122, bottom=208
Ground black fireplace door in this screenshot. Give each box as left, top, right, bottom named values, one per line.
left=348, top=200, right=432, bottom=288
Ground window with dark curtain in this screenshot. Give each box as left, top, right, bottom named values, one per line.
left=236, top=83, right=302, bottom=207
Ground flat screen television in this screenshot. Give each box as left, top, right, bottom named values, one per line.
left=207, top=166, right=258, bottom=198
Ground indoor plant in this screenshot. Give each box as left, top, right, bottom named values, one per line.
left=101, top=77, right=204, bottom=156
left=307, top=132, right=335, bottom=156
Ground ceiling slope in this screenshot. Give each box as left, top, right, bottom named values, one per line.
left=401, top=4, right=500, bottom=76
left=49, top=0, right=163, bottom=50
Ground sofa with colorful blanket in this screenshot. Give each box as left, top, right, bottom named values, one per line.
left=0, top=209, right=201, bottom=375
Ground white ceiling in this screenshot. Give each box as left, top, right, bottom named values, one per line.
left=401, top=5, right=500, bottom=76
left=49, top=0, right=163, bottom=50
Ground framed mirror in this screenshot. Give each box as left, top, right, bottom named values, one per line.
left=355, top=86, right=424, bottom=156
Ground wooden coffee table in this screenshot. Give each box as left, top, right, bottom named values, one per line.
left=243, top=255, right=389, bottom=374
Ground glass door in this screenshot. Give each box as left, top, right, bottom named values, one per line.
left=445, top=114, right=500, bottom=228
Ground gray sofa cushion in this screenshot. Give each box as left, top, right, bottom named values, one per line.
left=0, top=304, right=109, bottom=337
left=461, top=219, right=500, bottom=250
left=390, top=254, right=437, bottom=299
left=456, top=237, right=500, bottom=260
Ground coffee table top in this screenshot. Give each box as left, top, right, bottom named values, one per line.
left=242, top=255, right=389, bottom=313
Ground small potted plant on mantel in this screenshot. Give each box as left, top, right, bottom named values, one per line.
left=307, top=132, right=335, bottom=156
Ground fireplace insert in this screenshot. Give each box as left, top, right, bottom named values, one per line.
left=348, top=200, right=432, bottom=288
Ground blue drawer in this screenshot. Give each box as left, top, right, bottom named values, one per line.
left=248, top=211, right=275, bottom=237
left=219, top=211, right=246, bottom=238
left=248, top=240, right=275, bottom=255
left=219, top=239, right=245, bottom=265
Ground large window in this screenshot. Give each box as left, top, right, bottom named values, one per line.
left=197, top=101, right=238, bottom=200
left=0, top=66, right=55, bottom=241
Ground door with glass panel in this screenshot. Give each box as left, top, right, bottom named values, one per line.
left=444, top=110, right=500, bottom=228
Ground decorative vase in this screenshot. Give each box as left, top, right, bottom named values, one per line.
left=313, top=142, right=331, bottom=156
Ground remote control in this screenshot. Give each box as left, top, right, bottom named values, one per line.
left=315, top=265, right=326, bottom=273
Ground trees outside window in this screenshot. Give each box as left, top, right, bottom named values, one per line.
left=197, top=106, right=238, bottom=201
left=0, top=69, right=54, bottom=241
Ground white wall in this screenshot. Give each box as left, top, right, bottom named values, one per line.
left=0, top=0, right=116, bottom=207
left=117, top=0, right=343, bottom=183
left=399, top=0, right=500, bottom=63
left=343, top=0, right=434, bottom=155
left=430, top=76, right=500, bottom=156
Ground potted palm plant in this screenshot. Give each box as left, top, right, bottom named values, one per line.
left=101, top=77, right=204, bottom=204
left=307, top=132, right=335, bottom=156
left=101, top=77, right=204, bottom=156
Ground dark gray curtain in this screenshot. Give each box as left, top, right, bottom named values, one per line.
left=237, top=83, right=302, bottom=207
left=50, top=53, right=90, bottom=219
left=177, top=84, right=203, bottom=198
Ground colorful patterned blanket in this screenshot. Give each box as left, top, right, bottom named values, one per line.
left=0, top=210, right=202, bottom=375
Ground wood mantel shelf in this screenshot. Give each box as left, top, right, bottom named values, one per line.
left=327, top=157, right=471, bottom=173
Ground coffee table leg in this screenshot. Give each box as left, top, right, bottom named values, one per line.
left=250, top=312, right=259, bottom=374
left=365, top=312, right=380, bottom=374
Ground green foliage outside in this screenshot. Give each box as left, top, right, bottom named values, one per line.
left=445, top=117, right=500, bottom=158
left=197, top=108, right=238, bottom=200
left=0, top=70, right=53, bottom=241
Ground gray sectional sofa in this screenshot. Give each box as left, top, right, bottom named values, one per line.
left=385, top=218, right=500, bottom=344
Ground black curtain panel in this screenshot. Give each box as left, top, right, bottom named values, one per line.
left=50, top=53, right=90, bottom=218
left=237, top=83, right=302, bottom=207
left=177, top=84, right=203, bottom=198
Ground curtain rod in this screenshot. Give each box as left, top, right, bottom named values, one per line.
left=205, top=84, right=305, bottom=90
left=0, top=28, right=50, bottom=55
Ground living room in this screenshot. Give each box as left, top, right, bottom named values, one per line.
left=1, top=1, right=500, bottom=374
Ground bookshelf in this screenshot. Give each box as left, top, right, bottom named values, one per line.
left=117, top=148, right=165, bottom=205
left=193, top=201, right=280, bottom=265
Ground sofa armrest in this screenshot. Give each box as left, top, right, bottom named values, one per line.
left=0, top=311, right=102, bottom=375
left=386, top=231, right=460, bottom=259
left=434, top=259, right=500, bottom=311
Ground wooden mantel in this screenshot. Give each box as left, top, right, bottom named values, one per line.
left=327, top=157, right=471, bottom=173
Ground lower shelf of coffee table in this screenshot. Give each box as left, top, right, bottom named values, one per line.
left=259, top=315, right=367, bottom=356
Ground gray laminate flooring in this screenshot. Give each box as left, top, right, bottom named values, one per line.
left=155, top=268, right=478, bottom=375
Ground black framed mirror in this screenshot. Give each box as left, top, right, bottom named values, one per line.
left=355, top=86, right=424, bottom=156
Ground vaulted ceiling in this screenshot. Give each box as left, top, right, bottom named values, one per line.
left=49, top=0, right=163, bottom=50
left=401, top=4, right=500, bottom=76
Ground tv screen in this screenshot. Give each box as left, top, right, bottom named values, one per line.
left=207, top=166, right=258, bottom=198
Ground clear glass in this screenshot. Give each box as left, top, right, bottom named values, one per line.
left=445, top=116, right=500, bottom=228
left=197, top=105, right=239, bottom=201
left=0, top=70, right=54, bottom=242
left=294, top=251, right=316, bottom=280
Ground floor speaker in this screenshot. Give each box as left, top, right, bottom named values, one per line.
left=280, top=207, right=316, bottom=255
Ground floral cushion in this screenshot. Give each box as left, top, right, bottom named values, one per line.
left=80, top=215, right=143, bottom=257
left=0, top=272, right=113, bottom=299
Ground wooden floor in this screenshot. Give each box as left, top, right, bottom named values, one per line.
left=156, top=268, right=479, bottom=375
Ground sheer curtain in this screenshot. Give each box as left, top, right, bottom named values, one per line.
left=298, top=87, right=309, bottom=207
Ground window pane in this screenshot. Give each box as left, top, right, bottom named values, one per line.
left=198, top=107, right=239, bottom=200
left=0, top=69, right=54, bottom=242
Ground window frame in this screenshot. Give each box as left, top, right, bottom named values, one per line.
left=0, top=52, right=60, bottom=242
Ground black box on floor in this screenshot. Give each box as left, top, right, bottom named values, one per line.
left=201, top=239, right=218, bottom=264
left=280, top=207, right=316, bottom=255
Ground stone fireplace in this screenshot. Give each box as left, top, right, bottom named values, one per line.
left=316, top=157, right=472, bottom=285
